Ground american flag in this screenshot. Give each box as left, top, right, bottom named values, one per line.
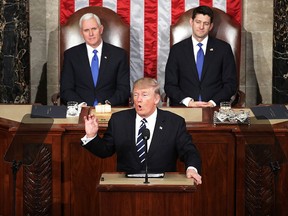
left=60, top=0, right=242, bottom=90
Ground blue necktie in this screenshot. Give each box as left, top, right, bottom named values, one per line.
left=196, top=43, right=204, bottom=80
left=91, top=50, right=99, bottom=106
left=136, top=119, right=147, bottom=163
left=196, top=43, right=204, bottom=101
left=91, top=50, right=99, bottom=86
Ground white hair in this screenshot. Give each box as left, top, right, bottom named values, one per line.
left=79, top=13, right=102, bottom=29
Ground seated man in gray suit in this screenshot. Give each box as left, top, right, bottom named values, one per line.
left=60, top=13, right=130, bottom=106
left=81, top=77, right=202, bottom=185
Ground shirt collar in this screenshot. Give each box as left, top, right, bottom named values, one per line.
left=191, top=36, right=208, bottom=47
left=136, top=108, right=158, bottom=124
left=86, top=41, right=103, bottom=55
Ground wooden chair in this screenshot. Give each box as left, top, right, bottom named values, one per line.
left=168, top=7, right=244, bottom=107
left=52, top=6, right=130, bottom=105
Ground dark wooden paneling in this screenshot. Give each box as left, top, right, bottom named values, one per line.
left=1, top=108, right=288, bottom=216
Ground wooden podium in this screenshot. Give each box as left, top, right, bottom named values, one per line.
left=97, top=172, right=196, bottom=216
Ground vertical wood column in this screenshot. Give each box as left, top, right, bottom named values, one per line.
left=272, top=0, right=288, bottom=103
left=0, top=0, right=30, bottom=103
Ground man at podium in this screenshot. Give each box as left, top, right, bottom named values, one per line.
left=81, top=77, right=202, bottom=185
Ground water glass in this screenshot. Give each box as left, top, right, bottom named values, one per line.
left=220, top=102, right=231, bottom=112
left=67, top=101, right=79, bottom=116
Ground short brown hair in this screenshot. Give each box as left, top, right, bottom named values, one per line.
left=192, top=6, right=214, bottom=23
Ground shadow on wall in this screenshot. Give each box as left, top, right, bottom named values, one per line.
left=245, top=31, right=263, bottom=106
left=35, top=63, right=47, bottom=105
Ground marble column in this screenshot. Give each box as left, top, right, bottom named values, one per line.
left=273, top=0, right=288, bottom=103
left=0, top=0, right=30, bottom=103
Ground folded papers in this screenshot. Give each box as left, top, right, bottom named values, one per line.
left=126, top=173, right=165, bottom=178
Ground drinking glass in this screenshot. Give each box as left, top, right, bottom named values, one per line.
left=220, top=102, right=231, bottom=112
left=67, top=101, right=79, bottom=116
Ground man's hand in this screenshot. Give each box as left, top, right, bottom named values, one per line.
left=188, top=101, right=213, bottom=108
left=186, top=169, right=202, bottom=185
left=84, top=114, right=99, bottom=138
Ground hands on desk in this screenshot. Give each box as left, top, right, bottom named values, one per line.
left=188, top=101, right=214, bottom=108
left=186, top=169, right=202, bottom=185
left=84, top=114, right=99, bottom=138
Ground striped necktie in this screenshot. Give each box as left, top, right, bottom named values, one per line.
left=136, top=119, right=147, bottom=163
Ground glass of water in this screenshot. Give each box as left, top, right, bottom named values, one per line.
left=220, top=102, right=231, bottom=112
left=67, top=101, right=79, bottom=116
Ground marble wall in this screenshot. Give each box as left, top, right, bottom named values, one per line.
left=10, top=0, right=279, bottom=105
left=272, top=0, right=288, bottom=103
left=0, top=0, right=30, bottom=103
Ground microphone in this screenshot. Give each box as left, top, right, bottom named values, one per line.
left=142, top=128, right=150, bottom=140
left=142, top=128, right=150, bottom=184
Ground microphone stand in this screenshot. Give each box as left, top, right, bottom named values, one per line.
left=142, top=128, right=150, bottom=184
left=144, top=138, right=149, bottom=184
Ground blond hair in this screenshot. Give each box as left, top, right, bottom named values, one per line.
left=133, top=77, right=160, bottom=95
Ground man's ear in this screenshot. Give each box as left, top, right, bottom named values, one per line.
left=100, top=25, right=104, bottom=35
left=189, top=18, right=193, bottom=26
left=209, top=23, right=214, bottom=31
left=154, top=94, right=161, bottom=105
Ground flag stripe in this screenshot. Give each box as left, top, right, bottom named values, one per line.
left=130, top=0, right=145, bottom=86
left=185, top=0, right=200, bottom=10
left=103, top=0, right=117, bottom=12
left=117, top=0, right=130, bottom=24
left=157, top=0, right=171, bottom=89
left=226, top=0, right=242, bottom=23
left=60, top=0, right=242, bottom=89
left=171, top=0, right=185, bottom=25
left=144, top=0, right=158, bottom=78
left=199, top=0, right=213, bottom=7
left=213, top=0, right=226, bottom=12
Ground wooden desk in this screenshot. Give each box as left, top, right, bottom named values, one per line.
left=97, top=173, right=195, bottom=216
left=0, top=105, right=288, bottom=216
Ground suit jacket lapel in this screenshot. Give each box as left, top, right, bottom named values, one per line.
left=79, top=43, right=95, bottom=87
left=97, top=42, right=109, bottom=85
left=148, top=109, right=166, bottom=159
left=185, top=38, right=200, bottom=81
left=201, top=37, right=215, bottom=80
left=126, top=109, right=141, bottom=163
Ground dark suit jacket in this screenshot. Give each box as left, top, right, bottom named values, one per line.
left=82, top=108, right=201, bottom=174
left=164, top=36, right=237, bottom=106
left=60, top=42, right=130, bottom=106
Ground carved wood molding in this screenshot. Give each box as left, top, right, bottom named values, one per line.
left=23, top=144, right=52, bottom=216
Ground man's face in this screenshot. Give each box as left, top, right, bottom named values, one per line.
left=189, top=14, right=213, bottom=41
left=133, top=87, right=160, bottom=118
left=80, top=18, right=103, bottom=48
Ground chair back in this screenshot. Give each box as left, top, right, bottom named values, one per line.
left=60, top=6, right=130, bottom=69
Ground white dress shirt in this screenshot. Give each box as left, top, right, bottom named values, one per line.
left=135, top=109, right=157, bottom=151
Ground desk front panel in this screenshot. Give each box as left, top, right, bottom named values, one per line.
left=0, top=105, right=288, bottom=216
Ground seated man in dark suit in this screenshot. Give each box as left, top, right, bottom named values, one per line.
left=81, top=77, right=202, bottom=185
left=60, top=13, right=130, bottom=106
left=164, top=6, right=237, bottom=107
